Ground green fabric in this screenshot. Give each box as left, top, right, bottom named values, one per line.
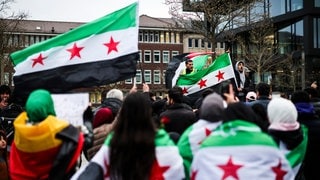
left=177, top=126, right=194, bottom=180
left=202, top=120, right=277, bottom=148
left=286, top=125, right=308, bottom=167
left=176, top=53, right=232, bottom=86
left=25, top=89, right=56, bottom=123
left=10, top=2, right=138, bottom=66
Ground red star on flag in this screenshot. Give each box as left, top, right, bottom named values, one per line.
left=215, top=70, right=225, bottom=82
left=32, top=54, right=46, bottom=67
left=104, top=36, right=120, bottom=54
left=271, top=160, right=287, bottom=180
left=182, top=87, right=188, bottom=94
left=217, top=156, right=243, bottom=180
left=198, top=128, right=212, bottom=145
left=198, top=79, right=207, bottom=89
left=149, top=159, right=170, bottom=180
left=191, top=169, right=198, bottom=180
left=66, top=43, right=84, bottom=60
left=104, top=157, right=110, bottom=178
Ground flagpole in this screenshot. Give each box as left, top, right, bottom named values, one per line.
left=228, top=53, right=239, bottom=89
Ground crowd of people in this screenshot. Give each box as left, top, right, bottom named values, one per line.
left=1, top=72, right=320, bottom=179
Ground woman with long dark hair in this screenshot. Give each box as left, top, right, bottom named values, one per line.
left=73, top=92, right=184, bottom=180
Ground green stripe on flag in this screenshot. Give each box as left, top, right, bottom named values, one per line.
left=193, top=55, right=209, bottom=71
left=202, top=120, right=277, bottom=148
left=10, top=2, right=138, bottom=66
left=286, top=125, right=308, bottom=167
left=154, top=129, right=176, bottom=146
left=176, top=53, right=232, bottom=86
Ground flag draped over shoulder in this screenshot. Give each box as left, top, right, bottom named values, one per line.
left=177, top=120, right=222, bottom=179
left=10, top=1, right=139, bottom=103
left=165, top=53, right=236, bottom=96
left=191, top=120, right=294, bottom=180
left=71, top=129, right=185, bottom=180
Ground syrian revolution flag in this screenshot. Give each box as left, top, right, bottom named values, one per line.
left=71, top=129, right=185, bottom=180
left=10, top=1, right=139, bottom=104
left=165, top=53, right=236, bottom=96
left=191, top=120, right=294, bottom=180
left=177, top=120, right=222, bottom=179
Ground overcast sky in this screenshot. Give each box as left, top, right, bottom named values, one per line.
left=10, top=0, right=171, bottom=22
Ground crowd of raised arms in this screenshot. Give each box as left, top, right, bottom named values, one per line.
left=1, top=80, right=320, bottom=180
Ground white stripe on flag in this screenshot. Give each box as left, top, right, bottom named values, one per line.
left=14, top=27, right=138, bottom=76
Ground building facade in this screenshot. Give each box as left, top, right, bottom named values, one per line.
left=182, top=0, right=320, bottom=92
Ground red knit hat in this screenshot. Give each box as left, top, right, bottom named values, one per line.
left=93, top=108, right=114, bottom=128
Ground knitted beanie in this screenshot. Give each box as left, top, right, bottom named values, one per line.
left=267, top=97, right=299, bottom=131
left=199, top=92, right=224, bottom=122
left=93, top=107, right=114, bottom=128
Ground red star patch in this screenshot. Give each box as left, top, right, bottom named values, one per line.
left=215, top=70, right=225, bottom=82
left=66, top=43, right=84, bottom=60
left=104, top=36, right=120, bottom=54
left=32, top=54, right=46, bottom=67
left=149, top=159, right=170, bottom=180
left=191, top=169, right=198, bottom=180
left=205, top=128, right=211, bottom=136
left=271, top=160, right=287, bottom=180
left=217, top=156, right=243, bottom=180
left=198, top=79, right=207, bottom=89
left=182, top=87, right=188, bottom=94
left=198, top=128, right=212, bottom=145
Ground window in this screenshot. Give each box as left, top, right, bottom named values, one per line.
left=163, top=51, right=169, bottom=63
left=208, top=42, right=212, bottom=48
left=136, top=70, right=142, bottom=84
left=154, top=32, right=160, bottom=42
left=149, top=32, right=154, bottom=42
left=154, top=50, right=161, bottom=63
left=201, top=39, right=205, bottom=48
left=188, top=38, right=193, bottom=47
left=316, top=0, right=320, bottom=7
left=270, top=0, right=286, bottom=17
left=144, top=50, right=151, bottom=63
left=144, top=70, right=151, bottom=84
left=139, top=32, right=143, bottom=42
left=144, top=32, right=149, bottom=42
left=194, top=39, right=199, bottom=48
left=154, top=70, right=161, bottom=84
left=172, top=51, right=179, bottom=57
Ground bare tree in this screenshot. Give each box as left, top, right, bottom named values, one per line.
left=234, top=2, right=289, bottom=84
left=165, top=0, right=256, bottom=51
left=0, top=0, right=27, bottom=85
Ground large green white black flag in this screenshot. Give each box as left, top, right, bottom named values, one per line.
left=10, top=1, right=139, bottom=104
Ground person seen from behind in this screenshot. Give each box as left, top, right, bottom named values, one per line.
left=72, top=92, right=185, bottom=180
left=267, top=97, right=308, bottom=178
left=9, top=89, right=93, bottom=180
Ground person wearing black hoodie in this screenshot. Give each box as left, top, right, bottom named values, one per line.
left=291, top=90, right=320, bottom=180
